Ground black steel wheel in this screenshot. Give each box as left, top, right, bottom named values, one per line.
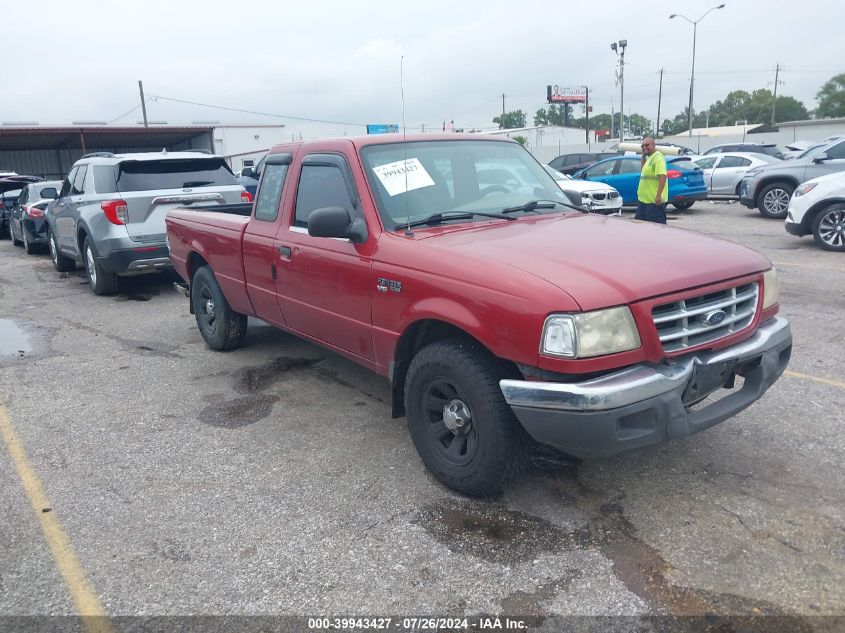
left=190, top=265, right=247, bottom=351
left=405, top=340, right=523, bottom=496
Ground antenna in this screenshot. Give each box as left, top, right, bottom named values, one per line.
left=401, top=56, right=413, bottom=237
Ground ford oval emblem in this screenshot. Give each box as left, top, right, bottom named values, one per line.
left=703, top=309, right=727, bottom=327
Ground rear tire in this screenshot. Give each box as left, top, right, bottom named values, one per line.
left=757, top=182, right=793, bottom=219
left=23, top=227, right=37, bottom=254
left=191, top=265, right=248, bottom=351
left=48, top=229, right=75, bottom=272
left=672, top=200, right=695, bottom=210
left=812, top=203, right=845, bottom=252
left=12, top=224, right=23, bottom=247
left=404, top=340, right=524, bottom=496
left=83, top=237, right=119, bottom=295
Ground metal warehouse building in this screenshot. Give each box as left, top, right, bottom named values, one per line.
left=0, top=124, right=289, bottom=180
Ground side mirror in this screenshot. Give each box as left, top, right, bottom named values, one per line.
left=812, top=153, right=830, bottom=164
left=307, top=206, right=368, bottom=243
left=241, top=167, right=255, bottom=178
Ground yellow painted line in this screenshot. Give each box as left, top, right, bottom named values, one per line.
left=784, top=370, right=845, bottom=390
left=0, top=403, right=113, bottom=633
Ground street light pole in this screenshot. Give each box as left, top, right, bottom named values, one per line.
left=670, top=4, right=725, bottom=137
left=610, top=40, right=627, bottom=141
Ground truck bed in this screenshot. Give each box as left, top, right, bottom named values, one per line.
left=181, top=202, right=253, bottom=216
left=165, top=208, right=254, bottom=315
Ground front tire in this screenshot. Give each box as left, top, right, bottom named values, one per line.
left=757, top=182, right=793, bottom=219
left=812, top=203, right=845, bottom=252
left=190, top=265, right=248, bottom=351
left=48, top=229, right=75, bottom=272
left=83, top=237, right=119, bottom=295
left=404, top=340, right=523, bottom=496
left=672, top=200, right=695, bottom=210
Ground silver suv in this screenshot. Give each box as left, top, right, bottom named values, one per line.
left=46, top=151, right=248, bottom=294
left=739, top=139, right=845, bottom=218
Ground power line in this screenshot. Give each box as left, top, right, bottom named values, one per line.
left=148, top=94, right=368, bottom=127
left=106, top=102, right=145, bottom=125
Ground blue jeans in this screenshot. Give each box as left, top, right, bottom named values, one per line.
left=636, top=202, right=667, bottom=224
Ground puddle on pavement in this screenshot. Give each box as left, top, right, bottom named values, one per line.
left=233, top=356, right=320, bottom=393
left=198, top=394, right=280, bottom=428
left=0, top=319, right=32, bottom=357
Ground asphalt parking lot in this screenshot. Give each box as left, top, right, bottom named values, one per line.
left=0, top=200, right=843, bottom=631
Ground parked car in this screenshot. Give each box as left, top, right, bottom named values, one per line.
left=166, top=133, right=791, bottom=497
left=739, top=138, right=845, bottom=218
left=0, top=175, right=43, bottom=238
left=45, top=150, right=251, bottom=295
left=543, top=164, right=622, bottom=213
left=785, top=171, right=845, bottom=251
left=9, top=180, right=62, bottom=253
left=237, top=153, right=267, bottom=196
left=704, top=143, right=785, bottom=160
left=691, top=152, right=779, bottom=197
left=573, top=155, right=707, bottom=209
left=548, top=152, right=618, bottom=175
left=783, top=143, right=823, bottom=160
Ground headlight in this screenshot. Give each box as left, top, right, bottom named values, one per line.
left=541, top=307, right=641, bottom=359
left=794, top=182, right=817, bottom=197
left=762, top=268, right=780, bottom=310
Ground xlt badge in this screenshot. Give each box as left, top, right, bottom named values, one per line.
left=377, top=278, right=402, bottom=293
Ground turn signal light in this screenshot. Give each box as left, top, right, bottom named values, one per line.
left=101, top=199, right=128, bottom=225
left=27, top=205, right=46, bottom=219
left=241, top=191, right=254, bottom=203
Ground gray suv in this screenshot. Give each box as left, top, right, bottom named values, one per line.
left=46, top=151, right=248, bottom=294
left=740, top=139, right=845, bottom=218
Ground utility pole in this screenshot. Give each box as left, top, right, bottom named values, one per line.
left=771, top=63, right=781, bottom=125
left=502, top=93, right=506, bottom=117
left=610, top=40, right=627, bottom=140
left=585, top=86, right=590, bottom=147
left=656, top=68, right=664, bottom=137
left=138, top=80, right=148, bottom=128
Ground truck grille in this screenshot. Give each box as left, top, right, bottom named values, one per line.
left=652, top=282, right=759, bottom=353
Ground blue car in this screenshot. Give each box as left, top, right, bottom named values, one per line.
left=573, top=156, right=707, bottom=209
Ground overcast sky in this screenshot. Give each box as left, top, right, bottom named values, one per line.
left=4, top=0, right=844, bottom=137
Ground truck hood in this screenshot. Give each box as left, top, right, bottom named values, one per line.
left=414, top=214, right=771, bottom=310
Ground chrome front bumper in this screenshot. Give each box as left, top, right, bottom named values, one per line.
left=500, top=316, right=792, bottom=458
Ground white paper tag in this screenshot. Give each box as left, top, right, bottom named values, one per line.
left=372, top=158, right=435, bottom=197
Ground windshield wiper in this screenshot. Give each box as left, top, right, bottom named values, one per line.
left=182, top=180, right=215, bottom=187
left=502, top=199, right=587, bottom=214
left=403, top=210, right=516, bottom=229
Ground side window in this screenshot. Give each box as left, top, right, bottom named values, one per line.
left=18, top=188, right=29, bottom=205
left=718, top=156, right=745, bottom=168
left=617, top=159, right=641, bottom=174
left=584, top=161, right=616, bottom=177
left=580, top=154, right=596, bottom=164
left=826, top=141, right=845, bottom=159
left=294, top=164, right=355, bottom=228
left=695, top=157, right=717, bottom=169
left=72, top=165, right=88, bottom=195
left=253, top=163, right=288, bottom=222
left=93, top=165, right=118, bottom=194
left=60, top=167, right=78, bottom=197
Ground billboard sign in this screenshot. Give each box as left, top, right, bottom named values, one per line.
left=366, top=124, right=400, bottom=134
left=546, top=85, right=587, bottom=104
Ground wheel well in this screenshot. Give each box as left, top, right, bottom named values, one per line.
left=76, top=227, right=88, bottom=254
left=804, top=198, right=845, bottom=230
left=389, top=319, right=520, bottom=418
left=187, top=252, right=209, bottom=280
left=754, top=177, right=798, bottom=205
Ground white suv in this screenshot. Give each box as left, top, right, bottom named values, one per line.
left=785, top=171, right=845, bottom=251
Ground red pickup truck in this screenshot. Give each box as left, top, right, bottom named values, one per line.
left=166, top=134, right=792, bottom=496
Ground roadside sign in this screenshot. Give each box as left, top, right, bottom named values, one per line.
left=366, top=124, right=400, bottom=134
left=546, top=85, right=587, bottom=104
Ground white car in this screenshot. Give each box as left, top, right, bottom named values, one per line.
left=785, top=171, right=845, bottom=251
left=543, top=164, right=622, bottom=214
left=691, top=152, right=779, bottom=197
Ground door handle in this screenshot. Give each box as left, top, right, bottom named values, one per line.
left=277, top=245, right=291, bottom=259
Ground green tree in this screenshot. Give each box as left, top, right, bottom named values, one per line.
left=512, top=135, right=528, bottom=146
left=773, top=95, right=809, bottom=123
left=816, top=73, right=845, bottom=118
left=533, top=105, right=569, bottom=126
left=493, top=110, right=527, bottom=129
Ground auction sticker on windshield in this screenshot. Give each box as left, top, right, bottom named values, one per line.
left=372, top=158, right=435, bottom=196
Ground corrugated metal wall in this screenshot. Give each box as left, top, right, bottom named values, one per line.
left=0, top=133, right=213, bottom=180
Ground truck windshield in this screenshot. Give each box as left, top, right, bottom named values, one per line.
left=116, top=158, right=237, bottom=192
left=360, top=140, right=572, bottom=230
